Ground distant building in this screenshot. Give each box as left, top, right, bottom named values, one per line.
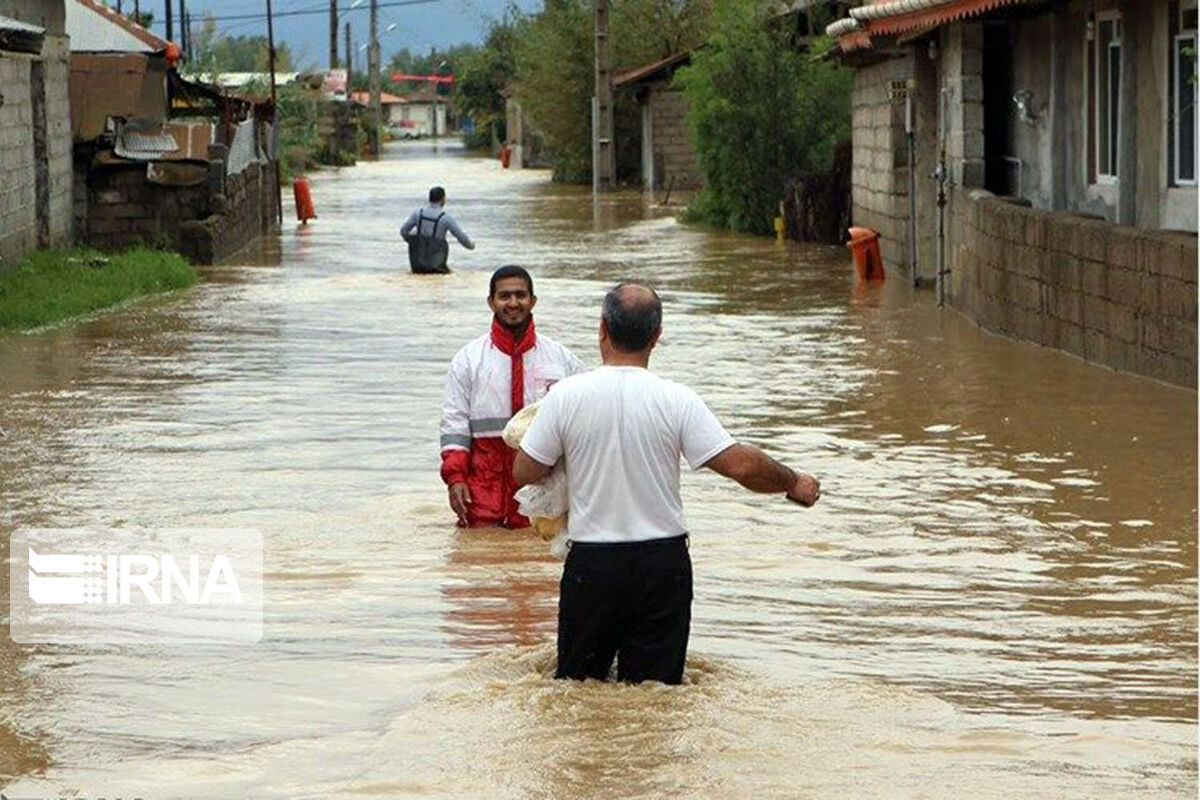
left=352, top=86, right=448, bottom=138
left=827, top=0, right=1198, bottom=387
left=615, top=51, right=701, bottom=193
left=0, top=0, right=73, bottom=268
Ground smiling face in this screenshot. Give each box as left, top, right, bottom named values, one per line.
left=488, top=276, right=537, bottom=330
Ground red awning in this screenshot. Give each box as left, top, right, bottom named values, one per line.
left=836, top=0, right=1038, bottom=52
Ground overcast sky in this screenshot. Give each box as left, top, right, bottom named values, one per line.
left=142, top=0, right=541, bottom=70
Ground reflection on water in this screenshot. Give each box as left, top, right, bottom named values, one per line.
left=0, top=140, right=1195, bottom=798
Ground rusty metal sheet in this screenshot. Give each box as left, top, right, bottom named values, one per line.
left=69, top=53, right=167, bottom=141
left=146, top=161, right=209, bottom=187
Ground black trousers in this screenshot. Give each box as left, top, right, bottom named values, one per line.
left=555, top=534, right=692, bottom=685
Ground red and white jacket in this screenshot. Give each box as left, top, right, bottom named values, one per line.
left=440, top=319, right=585, bottom=527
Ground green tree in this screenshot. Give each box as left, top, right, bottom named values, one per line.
left=453, top=12, right=524, bottom=149
left=675, top=0, right=851, bottom=235
left=185, top=16, right=293, bottom=78
left=514, top=0, right=711, bottom=183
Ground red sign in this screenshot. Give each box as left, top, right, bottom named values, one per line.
left=390, top=73, right=454, bottom=84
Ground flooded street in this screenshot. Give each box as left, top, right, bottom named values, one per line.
left=1, top=141, right=1196, bottom=798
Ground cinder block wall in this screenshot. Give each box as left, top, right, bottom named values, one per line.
left=849, top=56, right=912, bottom=269
left=79, top=158, right=279, bottom=265
left=0, top=55, right=39, bottom=268
left=648, top=87, right=701, bottom=190
left=951, top=193, right=1198, bottom=387
left=0, top=34, right=73, bottom=269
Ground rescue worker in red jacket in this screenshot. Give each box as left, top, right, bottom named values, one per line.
left=440, top=265, right=586, bottom=527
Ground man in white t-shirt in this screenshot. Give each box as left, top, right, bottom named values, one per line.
left=514, top=282, right=819, bottom=685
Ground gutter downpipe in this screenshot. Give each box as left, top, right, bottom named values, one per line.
left=906, top=80, right=919, bottom=287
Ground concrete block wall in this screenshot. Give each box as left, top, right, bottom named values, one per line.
left=850, top=56, right=912, bottom=269
left=0, top=55, right=39, bottom=268
left=648, top=87, right=701, bottom=190
left=0, top=33, right=73, bottom=269
left=80, top=157, right=279, bottom=265
left=951, top=193, right=1198, bottom=387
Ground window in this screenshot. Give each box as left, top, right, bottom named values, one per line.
left=1172, top=0, right=1197, bottom=185
left=1089, top=11, right=1122, bottom=183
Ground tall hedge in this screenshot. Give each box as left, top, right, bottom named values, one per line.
left=675, top=0, right=852, bottom=236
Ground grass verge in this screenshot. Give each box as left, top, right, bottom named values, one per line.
left=0, top=247, right=198, bottom=333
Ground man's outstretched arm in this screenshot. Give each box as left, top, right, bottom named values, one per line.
left=703, top=443, right=820, bottom=506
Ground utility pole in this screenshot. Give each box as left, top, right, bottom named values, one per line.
left=164, top=0, right=173, bottom=42
left=179, top=0, right=187, bottom=52
left=592, top=0, right=615, bottom=192
left=345, top=23, right=352, bottom=80
left=329, top=0, right=339, bottom=69
left=368, top=0, right=381, bottom=156
left=266, top=0, right=282, bottom=224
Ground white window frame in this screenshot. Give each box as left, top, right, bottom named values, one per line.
left=1173, top=1, right=1198, bottom=186
left=1092, top=10, right=1122, bottom=185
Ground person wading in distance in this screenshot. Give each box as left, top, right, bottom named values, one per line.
left=439, top=266, right=586, bottom=528
left=513, top=281, right=820, bottom=685
left=401, top=186, right=475, bottom=273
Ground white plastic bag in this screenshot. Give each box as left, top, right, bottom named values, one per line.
left=503, top=402, right=570, bottom=558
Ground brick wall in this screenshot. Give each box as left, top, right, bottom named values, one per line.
left=849, top=56, right=912, bottom=270
left=648, top=87, right=701, bottom=190
left=79, top=153, right=279, bottom=265
left=951, top=192, right=1198, bottom=387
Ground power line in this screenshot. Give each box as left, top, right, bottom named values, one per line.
left=147, top=0, right=436, bottom=27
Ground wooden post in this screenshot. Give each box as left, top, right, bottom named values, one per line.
left=165, top=0, right=173, bottom=42
left=345, top=22, right=351, bottom=79
left=593, top=0, right=615, bottom=192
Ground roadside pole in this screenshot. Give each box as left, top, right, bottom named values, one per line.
left=267, top=0, right=283, bottom=224
left=330, top=0, right=339, bottom=69
left=369, top=0, right=381, bottom=156
left=592, top=0, right=615, bottom=193
left=164, top=0, right=173, bottom=42
left=345, top=23, right=351, bottom=80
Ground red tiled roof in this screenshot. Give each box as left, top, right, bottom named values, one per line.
left=832, top=0, right=1039, bottom=52
left=349, top=90, right=405, bottom=105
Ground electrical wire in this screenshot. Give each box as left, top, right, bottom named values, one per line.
left=146, top=0, right=437, bottom=27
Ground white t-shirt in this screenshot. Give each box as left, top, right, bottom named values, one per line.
left=520, top=366, right=735, bottom=543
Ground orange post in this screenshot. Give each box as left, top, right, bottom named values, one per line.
left=293, top=175, right=317, bottom=223
left=499, top=145, right=512, bottom=168
left=847, top=226, right=884, bottom=281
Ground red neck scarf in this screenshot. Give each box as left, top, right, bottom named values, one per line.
left=491, top=317, right=537, bottom=415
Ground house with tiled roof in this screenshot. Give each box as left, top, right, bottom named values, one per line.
left=826, top=0, right=1197, bottom=386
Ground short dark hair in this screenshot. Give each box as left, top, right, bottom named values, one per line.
left=429, top=186, right=446, bottom=203
left=602, top=282, right=662, bottom=352
left=490, top=265, right=534, bottom=298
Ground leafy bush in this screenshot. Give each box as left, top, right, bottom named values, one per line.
left=675, top=1, right=851, bottom=235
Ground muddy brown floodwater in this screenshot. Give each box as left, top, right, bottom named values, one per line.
left=1, top=141, right=1196, bottom=798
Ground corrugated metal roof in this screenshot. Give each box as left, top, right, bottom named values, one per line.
left=66, top=0, right=168, bottom=53
left=0, top=13, right=46, bottom=55
left=115, top=122, right=180, bottom=160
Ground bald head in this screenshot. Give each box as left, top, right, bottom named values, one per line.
left=602, top=282, right=663, bottom=352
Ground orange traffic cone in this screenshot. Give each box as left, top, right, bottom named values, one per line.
left=293, top=175, right=317, bottom=224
